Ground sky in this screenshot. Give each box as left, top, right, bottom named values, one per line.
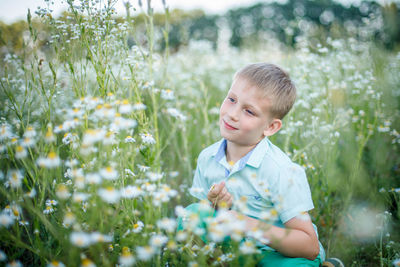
left=0, top=0, right=365, bottom=24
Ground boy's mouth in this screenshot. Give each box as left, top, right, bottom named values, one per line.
left=223, top=120, right=238, bottom=130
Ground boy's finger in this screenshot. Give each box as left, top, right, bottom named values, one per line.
left=211, top=181, right=225, bottom=195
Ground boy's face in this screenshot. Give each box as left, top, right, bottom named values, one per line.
left=219, top=77, right=275, bottom=147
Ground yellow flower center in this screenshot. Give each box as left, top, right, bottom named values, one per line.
left=106, top=186, right=114, bottom=191
left=81, top=259, right=92, bottom=267
left=48, top=152, right=57, bottom=159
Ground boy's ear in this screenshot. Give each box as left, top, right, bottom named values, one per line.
left=263, top=119, right=282, bottom=137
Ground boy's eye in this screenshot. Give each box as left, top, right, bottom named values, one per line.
left=227, top=97, right=235, bottom=103
left=246, top=109, right=255, bottom=115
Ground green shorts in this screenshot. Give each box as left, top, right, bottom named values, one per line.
left=177, top=203, right=322, bottom=267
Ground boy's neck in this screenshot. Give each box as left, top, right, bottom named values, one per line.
left=225, top=140, right=258, bottom=163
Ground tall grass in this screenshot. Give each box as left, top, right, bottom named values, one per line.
left=0, top=0, right=399, bottom=266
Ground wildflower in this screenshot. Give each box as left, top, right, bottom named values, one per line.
left=142, top=182, right=156, bottom=192
left=68, top=107, right=84, bottom=118
left=82, top=129, right=106, bottom=146
left=161, top=89, right=174, bottom=100
left=110, top=117, right=137, bottom=131
left=124, top=168, right=136, bottom=177
left=259, top=209, right=279, bottom=221
left=10, top=204, right=22, bottom=219
left=239, top=240, right=258, bottom=254
left=0, top=212, right=14, bottom=228
left=6, top=260, right=22, bottom=267
left=0, top=124, right=13, bottom=141
left=201, top=243, right=216, bottom=255
left=15, top=145, right=27, bottom=159
left=120, top=185, right=143, bottom=199
left=147, top=172, right=163, bottom=181
left=100, top=166, right=118, bottom=180
left=62, top=133, right=74, bottom=145
left=297, top=211, right=311, bottom=221
left=133, top=102, right=146, bottom=110
left=66, top=159, right=79, bottom=168
left=70, top=232, right=92, bottom=248
left=119, top=99, right=132, bottom=114
left=161, top=184, right=177, bottom=197
left=157, top=218, right=176, bottom=233
left=43, top=205, right=55, bottom=215
left=46, top=199, right=58, bottom=206
left=132, top=221, right=144, bottom=233
left=103, top=131, right=116, bottom=145
left=98, top=186, right=120, bottom=203
left=7, top=170, right=23, bottom=189
left=378, top=125, right=390, bottom=133
left=124, top=136, right=136, bottom=143
left=24, top=126, right=36, bottom=138
left=47, top=260, right=66, bottom=267
left=119, top=247, right=136, bottom=266
left=56, top=184, right=71, bottom=199
left=63, top=212, right=76, bottom=227
left=247, top=229, right=270, bottom=244
left=37, top=151, right=61, bottom=168
left=136, top=246, right=155, bottom=261
left=85, top=173, right=102, bottom=185
left=167, top=108, right=187, bottom=121
left=150, top=234, right=168, bottom=248
left=45, top=126, right=56, bottom=143
left=53, top=124, right=64, bottom=134
left=21, top=136, right=35, bottom=147
left=19, top=221, right=29, bottom=226
left=137, top=164, right=150, bottom=172
left=166, top=240, right=177, bottom=250
left=81, top=258, right=96, bottom=267
left=90, top=232, right=112, bottom=243
left=189, top=261, right=199, bottom=267
left=72, top=192, right=90, bottom=203
left=140, top=133, right=156, bottom=145
left=176, top=231, right=188, bottom=241
left=175, top=205, right=186, bottom=217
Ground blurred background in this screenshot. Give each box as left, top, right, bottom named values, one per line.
left=1, top=0, right=399, bottom=56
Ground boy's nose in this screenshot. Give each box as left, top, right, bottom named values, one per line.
left=228, top=106, right=240, bottom=121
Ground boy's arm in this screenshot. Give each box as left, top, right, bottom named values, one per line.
left=230, top=210, right=320, bottom=261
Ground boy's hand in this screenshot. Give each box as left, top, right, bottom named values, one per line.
left=207, top=181, right=233, bottom=210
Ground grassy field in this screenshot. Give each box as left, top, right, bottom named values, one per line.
left=0, top=1, right=399, bottom=266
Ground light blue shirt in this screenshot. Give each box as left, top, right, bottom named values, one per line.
left=189, top=136, right=325, bottom=260
left=190, top=136, right=314, bottom=226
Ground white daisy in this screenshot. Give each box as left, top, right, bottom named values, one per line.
left=98, top=187, right=120, bottom=203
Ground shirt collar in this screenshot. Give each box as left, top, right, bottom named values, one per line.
left=212, top=137, right=269, bottom=168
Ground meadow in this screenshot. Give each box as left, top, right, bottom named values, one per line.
left=0, top=0, right=399, bottom=266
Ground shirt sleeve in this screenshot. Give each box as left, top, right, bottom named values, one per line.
left=189, top=152, right=209, bottom=200
left=273, top=163, right=314, bottom=224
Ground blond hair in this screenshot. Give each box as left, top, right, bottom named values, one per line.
left=235, top=63, right=296, bottom=119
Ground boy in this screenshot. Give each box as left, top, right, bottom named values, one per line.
left=184, top=63, right=325, bottom=266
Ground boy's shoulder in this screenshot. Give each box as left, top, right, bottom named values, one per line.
left=262, top=139, right=304, bottom=177
left=263, top=139, right=293, bottom=168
